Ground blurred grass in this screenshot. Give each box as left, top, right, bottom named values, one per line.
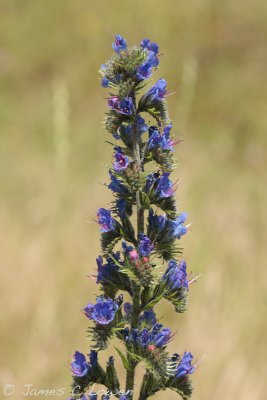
left=0, top=0, right=266, bottom=399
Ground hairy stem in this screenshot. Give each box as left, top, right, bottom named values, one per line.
left=125, top=100, right=144, bottom=398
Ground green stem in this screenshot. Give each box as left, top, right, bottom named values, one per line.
left=125, top=98, right=144, bottom=398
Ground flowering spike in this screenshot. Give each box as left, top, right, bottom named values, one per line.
left=66, top=35, right=197, bottom=400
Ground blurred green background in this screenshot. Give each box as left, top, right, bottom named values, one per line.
left=0, top=1, right=266, bottom=399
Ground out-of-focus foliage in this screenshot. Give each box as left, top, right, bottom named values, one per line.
left=0, top=1, right=266, bottom=399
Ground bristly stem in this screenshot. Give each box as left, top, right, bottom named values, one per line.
left=125, top=94, right=143, bottom=398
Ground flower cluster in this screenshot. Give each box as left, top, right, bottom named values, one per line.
left=108, top=96, right=134, bottom=115
left=67, top=35, right=197, bottom=400
left=122, top=323, right=173, bottom=349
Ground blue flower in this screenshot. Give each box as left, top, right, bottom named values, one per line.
left=83, top=296, right=118, bottom=325
left=119, top=394, right=130, bottom=400
left=108, top=96, right=134, bottom=115
left=142, top=79, right=167, bottom=102
left=140, top=39, right=159, bottom=54
left=89, top=393, right=97, bottom=400
left=113, top=146, right=130, bottom=171
left=137, top=115, right=148, bottom=134
left=112, top=35, right=127, bottom=53
left=101, top=390, right=111, bottom=400
left=136, top=60, right=153, bottom=81
left=151, top=323, right=163, bottom=335
left=153, top=328, right=172, bottom=347
left=97, top=208, right=116, bottom=232
left=124, top=324, right=172, bottom=349
left=68, top=397, right=87, bottom=400
left=123, top=116, right=148, bottom=135
left=96, top=254, right=120, bottom=284
left=145, top=172, right=175, bottom=198
left=124, top=302, right=133, bottom=315
left=170, top=212, right=188, bottom=239
left=71, top=351, right=89, bottom=377
left=122, top=240, right=134, bottom=257
left=138, top=328, right=152, bottom=347
left=148, top=210, right=188, bottom=244
left=157, top=173, right=175, bottom=197
left=148, top=209, right=168, bottom=232
left=136, top=53, right=158, bottom=80
left=138, top=233, right=154, bottom=256
left=162, top=259, right=189, bottom=290
left=116, top=199, right=127, bottom=217
left=101, top=77, right=110, bottom=87
left=176, top=352, right=195, bottom=378
left=148, top=124, right=176, bottom=151
left=139, top=309, right=157, bottom=326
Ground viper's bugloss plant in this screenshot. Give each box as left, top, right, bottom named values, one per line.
left=67, top=35, right=197, bottom=400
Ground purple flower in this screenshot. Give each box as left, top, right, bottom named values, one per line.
left=112, top=35, right=127, bottom=53
left=71, top=351, right=89, bottom=377
left=148, top=124, right=176, bottom=151
left=140, top=39, right=159, bottom=54
left=170, top=212, right=188, bottom=239
left=108, top=96, right=134, bottom=115
left=113, top=146, right=130, bottom=171
left=138, top=328, right=152, bottom=347
left=162, top=260, right=189, bottom=290
left=137, top=115, right=148, bottom=134
left=101, top=77, right=110, bottom=87
left=136, top=61, right=153, bottom=81
left=157, top=173, right=175, bottom=197
left=124, top=302, right=133, bottom=315
left=70, top=397, right=86, bottom=400
left=126, top=324, right=172, bottom=349
left=116, top=199, right=127, bottom=217
left=153, top=328, right=172, bottom=347
left=89, top=393, right=97, bottom=400
left=142, top=79, right=167, bottom=103
left=97, top=208, right=116, bottom=232
left=119, top=394, right=130, bottom=400
left=176, top=352, right=195, bottom=378
left=148, top=209, right=188, bottom=244
left=83, top=296, right=118, bottom=325
left=148, top=209, right=168, bottom=232
left=96, top=253, right=120, bottom=284
left=136, top=52, right=159, bottom=80
left=122, top=240, right=134, bottom=257
left=138, top=233, right=154, bottom=256
left=123, top=116, right=148, bottom=135
left=139, top=309, right=157, bottom=326
left=146, top=172, right=175, bottom=199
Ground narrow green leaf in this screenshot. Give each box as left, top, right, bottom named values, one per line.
left=114, top=347, right=130, bottom=370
